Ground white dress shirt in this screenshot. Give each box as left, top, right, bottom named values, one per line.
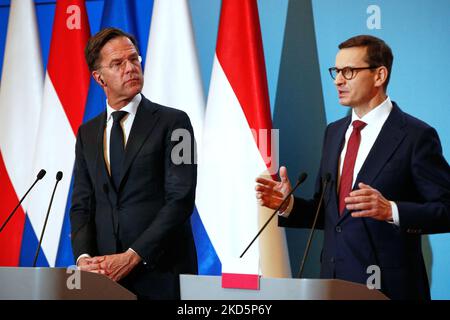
left=104, top=93, right=141, bottom=174
left=281, top=97, right=400, bottom=225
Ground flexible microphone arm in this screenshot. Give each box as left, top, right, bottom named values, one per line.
left=33, top=171, right=63, bottom=267
left=240, top=172, right=308, bottom=258
left=0, top=169, right=46, bottom=233
left=297, top=173, right=331, bottom=278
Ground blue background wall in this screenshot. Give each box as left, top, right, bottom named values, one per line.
left=0, top=0, right=449, bottom=299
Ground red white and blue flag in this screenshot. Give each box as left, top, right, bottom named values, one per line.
left=142, top=0, right=221, bottom=275
left=23, top=0, right=90, bottom=267
left=0, top=0, right=43, bottom=266
left=196, top=0, right=291, bottom=280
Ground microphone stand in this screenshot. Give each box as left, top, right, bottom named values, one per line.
left=0, top=170, right=46, bottom=233
left=33, top=172, right=63, bottom=267
left=240, top=172, right=307, bottom=258
left=297, top=174, right=331, bottom=278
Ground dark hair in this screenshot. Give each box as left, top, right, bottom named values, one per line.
left=85, top=27, right=139, bottom=72
left=339, top=35, right=393, bottom=90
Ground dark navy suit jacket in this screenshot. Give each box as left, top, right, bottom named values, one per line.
left=280, top=102, right=450, bottom=300
left=70, top=95, right=198, bottom=299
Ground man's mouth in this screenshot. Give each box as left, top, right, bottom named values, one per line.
left=125, top=78, right=138, bottom=84
left=338, top=90, right=348, bottom=98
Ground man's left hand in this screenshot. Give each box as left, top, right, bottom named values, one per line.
left=345, top=182, right=393, bottom=221
left=99, top=249, right=142, bottom=282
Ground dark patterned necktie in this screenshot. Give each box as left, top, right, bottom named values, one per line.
left=110, top=111, right=128, bottom=190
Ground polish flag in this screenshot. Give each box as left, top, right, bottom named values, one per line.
left=25, top=0, right=90, bottom=266
left=0, top=0, right=43, bottom=266
left=196, top=0, right=291, bottom=286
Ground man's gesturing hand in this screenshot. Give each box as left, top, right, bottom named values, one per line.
left=255, top=166, right=292, bottom=211
left=345, top=182, right=393, bottom=221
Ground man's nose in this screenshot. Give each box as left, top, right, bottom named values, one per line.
left=123, top=59, right=136, bottom=73
left=334, top=71, right=345, bottom=86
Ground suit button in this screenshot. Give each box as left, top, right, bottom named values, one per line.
left=335, top=226, right=342, bottom=233
left=330, top=257, right=335, bottom=263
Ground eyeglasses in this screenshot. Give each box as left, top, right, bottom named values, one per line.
left=328, top=66, right=380, bottom=80
left=99, top=55, right=142, bottom=72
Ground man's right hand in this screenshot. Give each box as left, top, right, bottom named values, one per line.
left=77, top=256, right=106, bottom=275
left=255, top=166, right=292, bottom=211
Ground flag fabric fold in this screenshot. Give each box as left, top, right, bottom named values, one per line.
left=0, top=0, right=43, bottom=266
left=197, top=0, right=291, bottom=278
left=142, top=0, right=221, bottom=275
left=24, top=0, right=91, bottom=267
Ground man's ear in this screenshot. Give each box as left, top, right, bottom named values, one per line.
left=374, top=66, right=388, bottom=88
left=92, top=70, right=106, bottom=87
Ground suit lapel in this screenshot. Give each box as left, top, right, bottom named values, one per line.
left=339, top=103, right=406, bottom=221
left=328, top=117, right=351, bottom=186
left=354, top=103, right=406, bottom=188
left=118, top=96, right=161, bottom=190
left=95, top=111, right=118, bottom=200
left=327, top=117, right=350, bottom=223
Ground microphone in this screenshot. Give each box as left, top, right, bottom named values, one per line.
left=240, top=172, right=308, bottom=258
left=0, top=169, right=46, bottom=233
left=32, top=171, right=63, bottom=267
left=297, top=173, right=332, bottom=278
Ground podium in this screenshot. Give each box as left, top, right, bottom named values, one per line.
left=0, top=267, right=136, bottom=300
left=180, top=275, right=389, bottom=300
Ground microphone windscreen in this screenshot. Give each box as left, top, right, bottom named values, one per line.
left=297, top=172, right=308, bottom=184
left=37, top=169, right=46, bottom=180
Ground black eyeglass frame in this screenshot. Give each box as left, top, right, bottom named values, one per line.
left=328, top=66, right=380, bottom=80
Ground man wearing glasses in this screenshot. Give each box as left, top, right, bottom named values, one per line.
left=70, top=28, right=197, bottom=299
left=256, top=35, right=450, bottom=299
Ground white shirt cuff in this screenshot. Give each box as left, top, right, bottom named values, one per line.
left=389, top=201, right=400, bottom=226
left=278, top=195, right=294, bottom=218
left=76, top=253, right=91, bottom=266
left=128, top=248, right=145, bottom=264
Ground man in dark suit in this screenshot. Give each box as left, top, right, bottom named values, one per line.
left=70, top=27, right=197, bottom=299
left=256, top=35, right=450, bottom=300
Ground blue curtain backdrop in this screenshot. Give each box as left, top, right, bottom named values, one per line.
left=0, top=0, right=449, bottom=299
